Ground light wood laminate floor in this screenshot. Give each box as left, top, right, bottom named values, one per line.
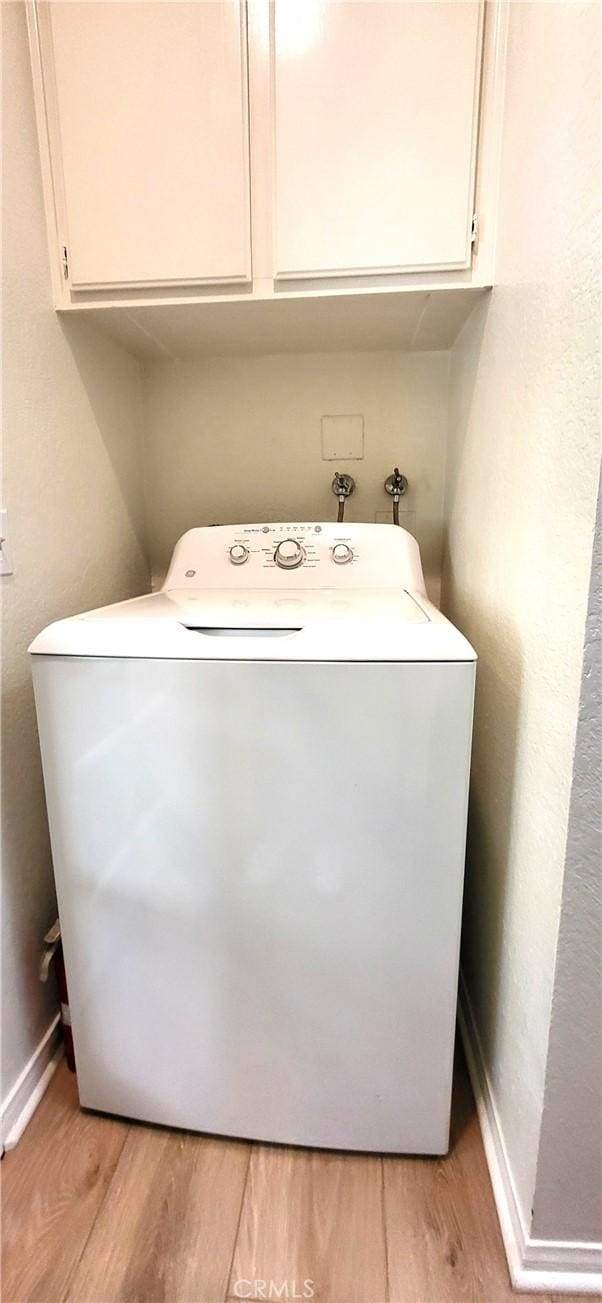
left=1, top=1046, right=569, bottom=1303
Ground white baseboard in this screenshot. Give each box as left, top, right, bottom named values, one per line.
left=1, top=1013, right=64, bottom=1151
left=458, top=973, right=602, bottom=1295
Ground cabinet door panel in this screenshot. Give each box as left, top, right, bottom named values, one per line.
left=273, top=0, right=483, bottom=277
left=47, top=1, right=251, bottom=289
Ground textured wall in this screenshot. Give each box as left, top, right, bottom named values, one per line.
left=441, top=1, right=601, bottom=1231
left=1, top=3, right=149, bottom=1109
left=142, top=350, right=449, bottom=601
left=532, top=477, right=602, bottom=1243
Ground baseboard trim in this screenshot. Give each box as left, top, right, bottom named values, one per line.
left=458, top=974, right=602, bottom=1294
left=1, top=1013, right=63, bottom=1150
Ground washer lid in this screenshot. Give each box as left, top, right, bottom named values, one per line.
left=166, top=586, right=428, bottom=628
left=29, top=587, right=476, bottom=661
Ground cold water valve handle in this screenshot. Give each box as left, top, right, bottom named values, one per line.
left=331, top=471, right=356, bottom=523
left=384, top=468, right=408, bottom=526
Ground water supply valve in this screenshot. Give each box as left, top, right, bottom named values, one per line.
left=384, top=468, right=408, bottom=526
left=331, top=471, right=356, bottom=523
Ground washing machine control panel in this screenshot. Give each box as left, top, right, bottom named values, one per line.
left=224, top=523, right=350, bottom=575
left=164, top=522, right=425, bottom=593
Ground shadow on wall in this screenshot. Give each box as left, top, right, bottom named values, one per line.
left=440, top=294, right=525, bottom=1068
left=460, top=602, right=523, bottom=1068
left=440, top=294, right=489, bottom=530
left=59, top=315, right=148, bottom=561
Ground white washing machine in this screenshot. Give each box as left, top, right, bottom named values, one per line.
left=31, top=523, right=475, bottom=1154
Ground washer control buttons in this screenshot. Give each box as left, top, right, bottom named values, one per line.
left=274, top=538, right=305, bottom=569
left=331, top=542, right=354, bottom=565
left=229, top=543, right=249, bottom=566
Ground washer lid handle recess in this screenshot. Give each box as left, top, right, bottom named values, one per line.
left=183, top=627, right=301, bottom=638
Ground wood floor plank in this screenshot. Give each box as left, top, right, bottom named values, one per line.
left=383, top=1051, right=550, bottom=1303
left=1, top=1060, right=128, bottom=1303
left=65, top=1123, right=250, bottom=1303
left=230, top=1145, right=387, bottom=1303
left=5, top=1047, right=577, bottom=1303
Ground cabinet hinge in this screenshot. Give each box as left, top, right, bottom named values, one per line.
left=61, top=245, right=69, bottom=279
left=471, top=213, right=479, bottom=248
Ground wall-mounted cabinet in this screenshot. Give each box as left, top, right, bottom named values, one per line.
left=31, top=1, right=251, bottom=292
left=28, top=0, right=507, bottom=321
left=272, top=1, right=483, bottom=279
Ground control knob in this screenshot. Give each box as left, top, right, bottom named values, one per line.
left=331, top=542, right=354, bottom=565
left=274, top=538, right=304, bottom=569
left=229, top=543, right=249, bottom=566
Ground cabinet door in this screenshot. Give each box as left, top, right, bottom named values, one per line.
left=43, top=1, right=251, bottom=289
left=273, top=1, right=483, bottom=278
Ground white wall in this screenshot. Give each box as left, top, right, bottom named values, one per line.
left=532, top=478, right=601, bottom=1243
left=142, top=350, right=449, bottom=601
left=442, top=0, right=601, bottom=1238
left=1, top=2, right=149, bottom=1120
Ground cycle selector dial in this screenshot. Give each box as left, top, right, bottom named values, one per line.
left=229, top=543, right=249, bottom=566
left=331, top=543, right=354, bottom=565
left=274, top=538, right=304, bottom=569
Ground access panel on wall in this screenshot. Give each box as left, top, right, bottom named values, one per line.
left=39, top=1, right=251, bottom=290
left=273, top=0, right=484, bottom=278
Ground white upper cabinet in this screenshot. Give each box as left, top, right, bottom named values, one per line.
left=38, top=1, right=251, bottom=290
left=272, top=0, right=484, bottom=278
left=29, top=0, right=503, bottom=310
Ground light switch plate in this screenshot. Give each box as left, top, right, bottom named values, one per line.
left=0, top=509, right=13, bottom=575
left=321, top=414, right=364, bottom=461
